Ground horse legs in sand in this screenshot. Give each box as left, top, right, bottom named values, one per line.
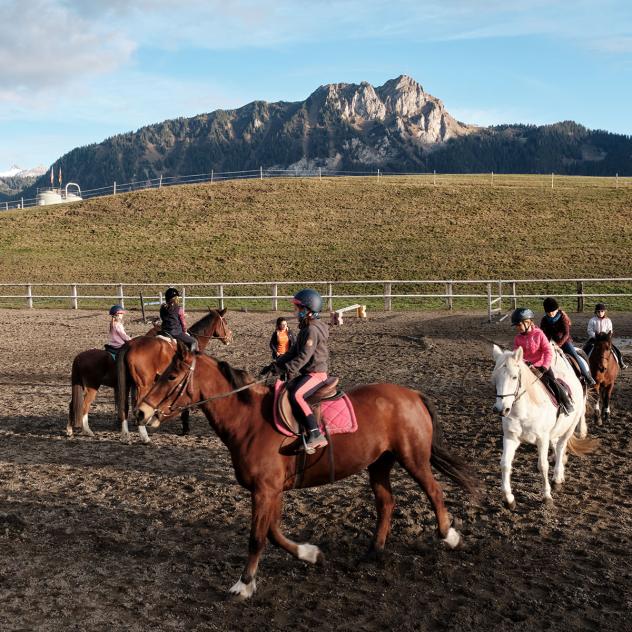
left=536, top=433, right=553, bottom=504
left=367, top=453, right=396, bottom=555
left=67, top=386, right=97, bottom=438
left=593, top=383, right=603, bottom=426
left=602, top=384, right=613, bottom=424
left=397, top=452, right=461, bottom=548
left=501, top=433, right=520, bottom=510
left=229, top=489, right=323, bottom=600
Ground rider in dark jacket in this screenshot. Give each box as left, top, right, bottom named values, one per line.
left=540, top=297, right=595, bottom=386
left=159, top=288, right=198, bottom=352
left=261, top=288, right=329, bottom=453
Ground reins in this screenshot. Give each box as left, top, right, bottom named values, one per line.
left=149, top=354, right=268, bottom=417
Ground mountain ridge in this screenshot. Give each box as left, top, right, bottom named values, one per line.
left=3, top=76, right=632, bottom=202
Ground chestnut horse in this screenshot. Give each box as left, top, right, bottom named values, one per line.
left=68, top=309, right=231, bottom=441
left=117, top=308, right=232, bottom=443
left=66, top=320, right=160, bottom=438
left=589, top=332, right=619, bottom=426
left=137, top=344, right=478, bottom=600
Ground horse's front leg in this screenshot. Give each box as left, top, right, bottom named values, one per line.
left=536, top=434, right=553, bottom=504
left=593, top=385, right=602, bottom=426
left=602, top=385, right=612, bottom=424
left=501, top=432, right=520, bottom=509
left=552, top=434, right=570, bottom=488
left=229, top=488, right=275, bottom=600
left=267, top=492, right=323, bottom=564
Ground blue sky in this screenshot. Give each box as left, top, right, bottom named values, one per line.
left=1, top=0, right=631, bottom=170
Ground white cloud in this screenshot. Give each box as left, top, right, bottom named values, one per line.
left=0, top=0, right=135, bottom=96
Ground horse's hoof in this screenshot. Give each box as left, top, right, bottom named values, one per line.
left=228, top=578, right=256, bottom=600
left=544, top=496, right=555, bottom=507
left=503, top=498, right=516, bottom=511
left=597, top=419, right=603, bottom=427
left=362, top=546, right=385, bottom=563
left=120, top=434, right=132, bottom=445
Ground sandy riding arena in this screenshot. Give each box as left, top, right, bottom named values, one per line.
left=1, top=308, right=631, bottom=631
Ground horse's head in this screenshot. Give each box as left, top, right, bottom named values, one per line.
left=593, top=332, right=613, bottom=373
left=190, top=307, right=233, bottom=347
left=137, top=341, right=197, bottom=428
left=491, top=344, right=523, bottom=416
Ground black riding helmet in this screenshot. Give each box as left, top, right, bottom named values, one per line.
left=511, top=307, right=535, bottom=326
left=542, top=297, right=559, bottom=313
left=594, top=302, right=607, bottom=313
left=165, top=287, right=180, bottom=302
left=291, top=288, right=323, bottom=315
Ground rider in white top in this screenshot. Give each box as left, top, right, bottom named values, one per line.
left=584, top=302, right=627, bottom=368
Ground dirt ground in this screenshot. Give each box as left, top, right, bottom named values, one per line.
left=0, top=307, right=631, bottom=632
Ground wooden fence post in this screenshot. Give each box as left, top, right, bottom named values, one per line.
left=511, top=282, right=517, bottom=310
left=118, top=284, right=124, bottom=308
left=487, top=283, right=493, bottom=322
left=218, top=284, right=224, bottom=310
left=384, top=282, right=392, bottom=310
left=445, top=282, right=453, bottom=310
left=27, top=284, right=33, bottom=309
left=113, top=181, right=116, bottom=195
left=497, top=280, right=503, bottom=312
left=71, top=284, right=78, bottom=310
left=272, top=283, right=278, bottom=311
left=181, top=286, right=186, bottom=312
left=327, top=283, right=333, bottom=311
left=576, top=281, right=584, bottom=312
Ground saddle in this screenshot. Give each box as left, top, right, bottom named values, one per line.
left=277, top=377, right=341, bottom=435
left=156, top=333, right=177, bottom=345
left=565, top=349, right=589, bottom=383
left=528, top=366, right=572, bottom=410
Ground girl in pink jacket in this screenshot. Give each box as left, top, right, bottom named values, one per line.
left=511, top=308, right=573, bottom=414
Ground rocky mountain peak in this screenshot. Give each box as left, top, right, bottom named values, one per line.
left=310, top=75, right=472, bottom=144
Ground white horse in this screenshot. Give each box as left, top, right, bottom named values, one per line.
left=491, top=343, right=593, bottom=508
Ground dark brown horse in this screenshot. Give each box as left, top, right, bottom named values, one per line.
left=66, top=320, right=161, bottom=438
left=117, top=308, right=232, bottom=443
left=137, top=344, right=478, bottom=599
left=589, top=332, right=620, bottom=426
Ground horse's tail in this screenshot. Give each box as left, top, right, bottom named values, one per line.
left=420, top=393, right=480, bottom=498
left=116, top=345, right=130, bottom=424
left=70, top=358, right=84, bottom=431
left=567, top=434, right=599, bottom=456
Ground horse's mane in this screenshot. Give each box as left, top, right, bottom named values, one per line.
left=216, top=360, right=254, bottom=403
left=492, top=352, right=547, bottom=406
left=594, top=332, right=611, bottom=345
left=189, top=310, right=220, bottom=336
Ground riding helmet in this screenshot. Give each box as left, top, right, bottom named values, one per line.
left=542, top=297, right=559, bottom=313
left=511, top=307, right=535, bottom=325
left=594, top=302, right=607, bottom=313
left=109, top=304, right=126, bottom=316
left=291, top=288, right=323, bottom=314
left=165, top=287, right=180, bottom=302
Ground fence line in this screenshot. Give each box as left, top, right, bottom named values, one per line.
left=1, top=278, right=631, bottom=321
left=2, top=168, right=631, bottom=211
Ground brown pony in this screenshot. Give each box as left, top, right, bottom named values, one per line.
left=137, top=344, right=478, bottom=600
left=66, top=320, right=161, bottom=438
left=117, top=308, right=232, bottom=443
left=589, top=332, right=620, bottom=426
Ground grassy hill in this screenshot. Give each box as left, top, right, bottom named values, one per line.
left=1, top=176, right=631, bottom=285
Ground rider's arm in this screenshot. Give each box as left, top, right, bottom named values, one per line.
left=587, top=317, right=596, bottom=339
left=276, top=328, right=317, bottom=375
left=557, top=313, right=571, bottom=347
left=178, top=306, right=187, bottom=332
left=536, top=330, right=553, bottom=369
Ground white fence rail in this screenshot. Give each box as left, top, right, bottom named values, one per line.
left=1, top=278, right=631, bottom=321
left=2, top=168, right=632, bottom=211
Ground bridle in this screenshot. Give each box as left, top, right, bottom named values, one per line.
left=146, top=355, right=267, bottom=419
left=495, top=365, right=525, bottom=404
left=191, top=313, right=233, bottom=343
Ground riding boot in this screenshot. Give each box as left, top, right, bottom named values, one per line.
left=301, top=413, right=328, bottom=454
left=554, top=382, right=574, bottom=415
left=613, top=346, right=627, bottom=369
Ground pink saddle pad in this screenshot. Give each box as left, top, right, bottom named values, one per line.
left=272, top=380, right=358, bottom=437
